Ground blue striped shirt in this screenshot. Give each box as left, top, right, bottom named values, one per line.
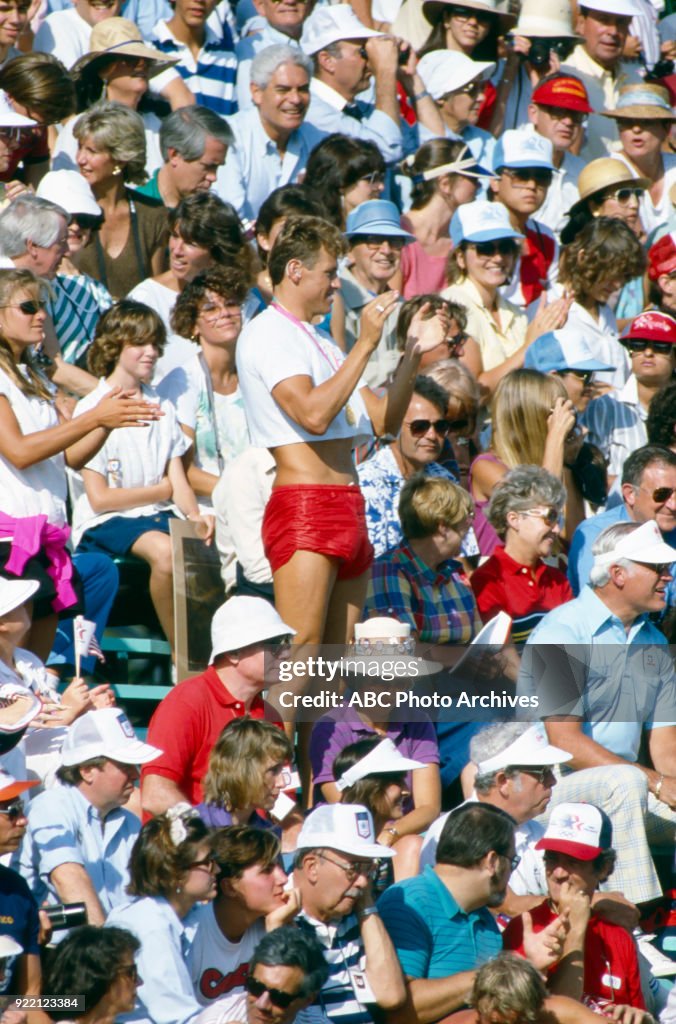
left=296, top=912, right=374, bottom=1024
left=377, top=866, right=502, bottom=979
left=150, top=20, right=237, bottom=117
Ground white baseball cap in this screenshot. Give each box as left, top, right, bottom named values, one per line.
left=475, top=723, right=573, bottom=774
left=0, top=768, right=38, bottom=800
left=37, top=171, right=101, bottom=218
left=336, top=738, right=425, bottom=790
left=296, top=803, right=395, bottom=858
left=450, top=200, right=524, bottom=246
left=0, top=579, right=39, bottom=618
left=60, top=708, right=162, bottom=767
left=593, top=519, right=676, bottom=569
left=535, top=802, right=613, bottom=860
left=578, top=0, right=641, bottom=16
left=493, top=129, right=555, bottom=173
left=301, top=4, right=383, bottom=55
left=417, top=52, right=496, bottom=100
left=210, top=596, right=295, bottom=663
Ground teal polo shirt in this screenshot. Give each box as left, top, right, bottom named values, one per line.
left=377, top=866, right=502, bottom=978
left=133, top=170, right=163, bottom=203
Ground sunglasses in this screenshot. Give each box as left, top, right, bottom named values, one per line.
left=500, top=852, right=521, bottom=871
left=511, top=766, right=555, bottom=784
left=0, top=800, right=25, bottom=823
left=559, top=368, right=593, bottom=385
left=623, top=339, right=674, bottom=356
left=117, top=964, right=141, bottom=982
left=456, top=80, right=484, bottom=97
left=638, top=485, right=676, bottom=504
left=360, top=235, right=406, bottom=251
left=359, top=170, right=385, bottom=184
left=604, top=186, right=644, bottom=204
left=190, top=855, right=216, bottom=872
left=450, top=5, right=494, bottom=23
left=635, top=562, right=672, bottom=577
left=504, top=168, right=553, bottom=187
left=405, top=418, right=451, bottom=437
left=470, top=240, right=519, bottom=258
left=545, top=106, right=586, bottom=126
left=71, top=214, right=101, bottom=231
left=0, top=300, right=46, bottom=315
left=519, top=507, right=560, bottom=526
left=245, top=976, right=304, bottom=1009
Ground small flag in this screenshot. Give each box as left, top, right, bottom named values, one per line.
left=74, top=616, right=105, bottom=664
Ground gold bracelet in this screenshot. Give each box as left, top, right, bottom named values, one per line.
left=655, top=774, right=664, bottom=800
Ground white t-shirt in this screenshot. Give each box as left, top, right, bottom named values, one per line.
left=33, top=7, right=92, bottom=68
left=187, top=906, right=264, bottom=1007
left=70, top=379, right=191, bottom=546
left=127, top=279, right=194, bottom=384
left=0, top=367, right=67, bottom=525
left=157, top=351, right=250, bottom=480
left=236, top=305, right=371, bottom=448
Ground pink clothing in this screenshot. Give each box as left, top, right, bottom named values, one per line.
left=468, top=453, right=503, bottom=556
left=0, top=512, right=77, bottom=612
left=400, top=239, right=449, bottom=299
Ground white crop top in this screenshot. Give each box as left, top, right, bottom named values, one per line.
left=236, top=305, right=372, bottom=448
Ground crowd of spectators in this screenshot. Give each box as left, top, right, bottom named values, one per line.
left=1, top=0, right=676, bottom=1020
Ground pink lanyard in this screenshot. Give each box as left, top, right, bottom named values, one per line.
left=270, top=302, right=342, bottom=374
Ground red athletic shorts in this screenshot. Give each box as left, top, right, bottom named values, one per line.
left=262, top=484, right=374, bottom=580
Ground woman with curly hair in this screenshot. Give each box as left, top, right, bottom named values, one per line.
left=557, top=217, right=646, bottom=391
left=198, top=716, right=293, bottom=828
left=130, top=192, right=254, bottom=381
left=72, top=301, right=213, bottom=657
left=107, top=805, right=217, bottom=1024
left=157, top=266, right=252, bottom=503
left=44, top=925, right=142, bottom=1024
left=73, top=100, right=168, bottom=298
left=304, top=133, right=386, bottom=229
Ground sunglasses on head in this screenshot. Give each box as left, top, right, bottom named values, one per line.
left=405, top=418, right=451, bottom=437
left=623, top=338, right=674, bottom=356
left=0, top=800, right=24, bottom=823
left=471, top=239, right=519, bottom=258
left=504, top=167, right=553, bottom=186
left=245, top=976, right=303, bottom=1009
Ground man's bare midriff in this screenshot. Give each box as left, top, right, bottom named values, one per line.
left=271, top=438, right=359, bottom=487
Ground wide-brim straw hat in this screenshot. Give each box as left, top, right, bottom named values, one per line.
left=603, top=83, right=676, bottom=121
left=423, top=0, right=516, bottom=30
left=567, top=157, right=650, bottom=217
left=71, top=17, right=178, bottom=79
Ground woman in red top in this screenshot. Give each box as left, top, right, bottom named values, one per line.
left=470, top=465, right=573, bottom=644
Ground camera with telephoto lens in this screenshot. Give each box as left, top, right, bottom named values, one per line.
left=44, top=903, right=88, bottom=930
left=520, top=36, right=575, bottom=67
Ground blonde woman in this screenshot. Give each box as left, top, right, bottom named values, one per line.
left=442, top=201, right=569, bottom=393
left=198, top=717, right=293, bottom=829
left=469, top=369, right=584, bottom=550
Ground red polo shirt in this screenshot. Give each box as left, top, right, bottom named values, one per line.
left=142, top=666, right=276, bottom=806
left=470, top=545, right=573, bottom=644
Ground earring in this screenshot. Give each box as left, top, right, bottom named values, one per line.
left=176, top=886, right=182, bottom=894
left=113, top=165, right=123, bottom=176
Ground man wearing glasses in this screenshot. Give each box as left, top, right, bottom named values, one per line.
left=299, top=5, right=404, bottom=163
left=293, top=803, right=406, bottom=1024
left=0, top=769, right=40, bottom=1001
left=583, top=311, right=676, bottom=487
left=568, top=443, right=676, bottom=594
left=519, top=518, right=676, bottom=908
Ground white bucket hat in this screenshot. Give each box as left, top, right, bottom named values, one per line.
left=209, top=596, right=295, bottom=663
left=301, top=5, right=383, bottom=55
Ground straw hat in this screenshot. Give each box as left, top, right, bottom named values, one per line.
left=71, top=18, right=178, bottom=79
left=568, top=158, right=650, bottom=215
left=603, top=83, right=676, bottom=122
left=422, top=0, right=516, bottom=31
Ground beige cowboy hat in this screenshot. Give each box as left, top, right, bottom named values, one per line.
left=71, top=17, right=178, bottom=79
left=422, top=0, right=516, bottom=31
left=603, top=83, right=676, bottom=121
left=567, top=157, right=650, bottom=217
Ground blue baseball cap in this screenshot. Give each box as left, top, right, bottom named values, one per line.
left=524, top=329, right=615, bottom=373
left=345, top=200, right=415, bottom=242
left=492, top=129, right=555, bottom=172
left=449, top=200, right=524, bottom=247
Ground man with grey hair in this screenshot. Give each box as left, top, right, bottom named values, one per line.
left=419, top=723, right=570, bottom=916
left=216, top=44, right=322, bottom=226
left=519, top=518, right=676, bottom=906
left=135, top=105, right=233, bottom=210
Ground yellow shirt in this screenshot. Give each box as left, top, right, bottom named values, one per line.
left=441, top=277, right=527, bottom=372
left=562, top=46, right=642, bottom=161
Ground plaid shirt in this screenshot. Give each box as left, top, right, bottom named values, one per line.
left=365, top=542, right=481, bottom=645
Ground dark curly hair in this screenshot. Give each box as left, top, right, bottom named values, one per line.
left=171, top=266, right=251, bottom=339
left=87, top=300, right=166, bottom=377
left=169, top=193, right=255, bottom=284
left=559, top=217, right=646, bottom=301
left=44, top=926, right=140, bottom=1020
left=647, top=381, right=676, bottom=448
left=127, top=809, right=212, bottom=897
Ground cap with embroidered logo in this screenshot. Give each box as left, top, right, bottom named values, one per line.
left=296, top=803, right=395, bottom=858
left=621, top=310, right=676, bottom=346
left=531, top=74, right=593, bottom=114
left=60, top=708, right=162, bottom=766
left=535, top=802, right=613, bottom=860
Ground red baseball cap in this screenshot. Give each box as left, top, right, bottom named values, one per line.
left=622, top=309, right=676, bottom=344
left=532, top=74, right=593, bottom=114
left=648, top=232, right=676, bottom=281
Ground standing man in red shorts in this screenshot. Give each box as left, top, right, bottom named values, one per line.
left=236, top=215, right=449, bottom=649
